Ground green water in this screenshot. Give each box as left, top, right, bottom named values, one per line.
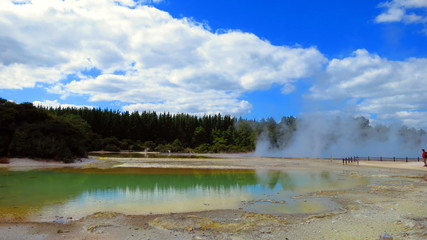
left=0, top=168, right=369, bottom=222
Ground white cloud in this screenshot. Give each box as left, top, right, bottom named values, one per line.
left=281, top=83, right=296, bottom=94
left=4, top=0, right=426, bottom=129
left=0, top=0, right=325, bottom=116
left=376, top=7, right=406, bottom=22
left=309, top=49, right=427, bottom=129
left=0, top=64, right=64, bottom=89
left=33, top=99, right=94, bottom=109
left=375, top=0, right=427, bottom=27
left=122, top=91, right=253, bottom=116
left=381, top=111, right=427, bottom=127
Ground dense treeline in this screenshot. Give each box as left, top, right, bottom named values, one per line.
left=46, top=106, right=259, bottom=153
left=0, top=98, right=301, bottom=162
left=0, top=98, right=90, bottom=162
left=46, top=106, right=298, bottom=153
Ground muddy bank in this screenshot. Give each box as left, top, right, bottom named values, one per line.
left=0, top=156, right=426, bottom=240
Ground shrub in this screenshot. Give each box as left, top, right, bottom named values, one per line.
left=193, top=144, right=211, bottom=153
left=104, top=144, right=120, bottom=152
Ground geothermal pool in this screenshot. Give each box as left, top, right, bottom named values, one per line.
left=0, top=167, right=370, bottom=222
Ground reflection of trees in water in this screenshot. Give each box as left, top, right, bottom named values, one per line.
left=256, top=170, right=296, bottom=190
left=277, top=172, right=295, bottom=190
left=321, top=171, right=330, bottom=179
left=1, top=168, right=366, bottom=211
left=308, top=171, right=331, bottom=182
left=267, top=171, right=281, bottom=189
left=257, top=170, right=337, bottom=191
left=0, top=169, right=258, bottom=208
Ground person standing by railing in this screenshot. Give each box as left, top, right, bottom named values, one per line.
left=422, top=149, right=427, bottom=167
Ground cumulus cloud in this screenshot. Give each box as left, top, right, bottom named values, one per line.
left=308, top=49, right=427, bottom=129
left=0, top=64, right=63, bottom=89
left=3, top=0, right=427, bottom=130
left=122, top=91, right=253, bottom=116
left=33, top=100, right=94, bottom=109
left=375, top=0, right=427, bottom=29
left=0, top=0, right=325, bottom=116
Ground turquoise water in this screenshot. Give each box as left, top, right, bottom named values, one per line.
left=0, top=168, right=369, bottom=222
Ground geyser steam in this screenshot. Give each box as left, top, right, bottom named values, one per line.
left=255, top=114, right=427, bottom=158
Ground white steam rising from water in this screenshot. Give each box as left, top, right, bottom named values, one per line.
left=255, top=114, right=427, bottom=158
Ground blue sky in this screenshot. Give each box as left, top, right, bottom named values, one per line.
left=1, top=0, right=427, bottom=128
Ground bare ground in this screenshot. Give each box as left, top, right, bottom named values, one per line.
left=0, top=156, right=426, bottom=240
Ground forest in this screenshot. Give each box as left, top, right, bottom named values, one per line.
left=0, top=98, right=90, bottom=162
left=0, top=98, right=297, bottom=162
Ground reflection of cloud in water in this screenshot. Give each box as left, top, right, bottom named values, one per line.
left=42, top=170, right=366, bottom=219
left=11, top=169, right=371, bottom=221
left=38, top=186, right=253, bottom=220
left=255, top=170, right=370, bottom=194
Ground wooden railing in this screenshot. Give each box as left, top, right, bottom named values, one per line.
left=341, top=156, right=421, bottom=165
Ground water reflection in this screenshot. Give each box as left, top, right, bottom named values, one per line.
left=0, top=168, right=369, bottom=221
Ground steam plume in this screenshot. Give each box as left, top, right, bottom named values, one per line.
left=255, top=114, right=427, bottom=158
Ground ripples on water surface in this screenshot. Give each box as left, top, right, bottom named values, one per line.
left=0, top=167, right=370, bottom=222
